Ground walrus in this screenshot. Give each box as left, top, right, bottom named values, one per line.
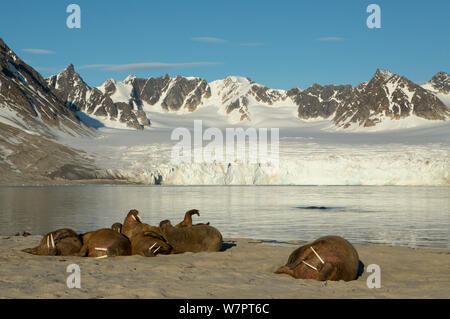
left=79, top=229, right=131, bottom=257
left=159, top=220, right=223, bottom=253
left=175, top=209, right=210, bottom=228
left=131, top=230, right=172, bottom=257
left=275, top=235, right=359, bottom=281
left=122, top=209, right=162, bottom=239
left=22, top=228, right=82, bottom=256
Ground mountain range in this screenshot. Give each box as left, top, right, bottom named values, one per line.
left=45, top=64, right=450, bottom=130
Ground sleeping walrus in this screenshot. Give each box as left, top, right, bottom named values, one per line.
left=22, top=228, right=82, bottom=256
left=275, top=235, right=359, bottom=281
left=159, top=220, right=223, bottom=253
left=79, top=229, right=131, bottom=257
left=130, top=230, right=172, bottom=257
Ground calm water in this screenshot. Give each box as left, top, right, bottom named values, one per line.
left=0, top=186, right=448, bottom=249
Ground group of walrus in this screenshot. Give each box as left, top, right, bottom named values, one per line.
left=22, top=209, right=222, bottom=258
left=23, top=209, right=361, bottom=282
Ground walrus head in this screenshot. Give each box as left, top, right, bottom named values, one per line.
left=123, top=209, right=142, bottom=227
left=183, top=209, right=199, bottom=224
left=111, top=223, right=123, bottom=233
left=122, top=209, right=144, bottom=239
left=175, top=209, right=200, bottom=228
left=159, top=220, right=173, bottom=233
left=23, top=232, right=58, bottom=256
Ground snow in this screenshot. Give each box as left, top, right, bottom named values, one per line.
left=0, top=104, right=40, bottom=135
left=421, top=82, right=450, bottom=107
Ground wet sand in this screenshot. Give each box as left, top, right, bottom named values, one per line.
left=0, top=235, right=448, bottom=298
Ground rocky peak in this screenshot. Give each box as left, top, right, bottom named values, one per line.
left=428, top=72, right=450, bottom=94
left=373, top=69, right=394, bottom=82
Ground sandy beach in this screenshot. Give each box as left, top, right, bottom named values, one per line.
left=0, top=235, right=448, bottom=299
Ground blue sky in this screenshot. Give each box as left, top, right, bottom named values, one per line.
left=1, top=0, right=449, bottom=89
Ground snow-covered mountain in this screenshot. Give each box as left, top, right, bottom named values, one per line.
left=0, top=39, right=90, bottom=137
left=47, top=65, right=150, bottom=130
left=48, top=65, right=448, bottom=131
left=421, top=71, right=450, bottom=108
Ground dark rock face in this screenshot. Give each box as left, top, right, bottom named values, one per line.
left=251, top=85, right=285, bottom=105
left=287, top=84, right=354, bottom=120
left=133, top=74, right=172, bottom=105
left=427, top=72, right=450, bottom=94
left=47, top=66, right=149, bottom=130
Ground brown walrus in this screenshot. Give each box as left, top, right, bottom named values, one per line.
left=79, top=229, right=131, bottom=257
left=130, top=230, right=172, bottom=257
left=122, top=209, right=162, bottom=240
left=159, top=220, right=223, bottom=253
left=175, top=209, right=210, bottom=228
left=275, top=235, right=359, bottom=281
left=119, top=210, right=168, bottom=256
left=22, top=228, right=82, bottom=256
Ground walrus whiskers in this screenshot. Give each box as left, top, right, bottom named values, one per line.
left=310, top=246, right=324, bottom=264
left=302, top=260, right=318, bottom=271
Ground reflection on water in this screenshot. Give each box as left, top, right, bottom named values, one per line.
left=0, top=185, right=448, bottom=249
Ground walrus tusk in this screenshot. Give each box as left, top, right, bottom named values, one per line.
left=95, top=247, right=108, bottom=251
left=46, top=235, right=49, bottom=248
left=148, top=243, right=156, bottom=251
left=50, top=234, right=55, bottom=248
left=302, top=260, right=318, bottom=271
left=153, top=246, right=160, bottom=253
left=131, top=215, right=136, bottom=221
left=136, top=214, right=142, bottom=222
left=310, top=246, right=324, bottom=264
left=95, top=255, right=108, bottom=259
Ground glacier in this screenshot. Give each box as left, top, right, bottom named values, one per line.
left=59, top=117, right=450, bottom=186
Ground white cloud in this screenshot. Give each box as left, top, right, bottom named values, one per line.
left=191, top=37, right=227, bottom=43
left=22, top=48, right=55, bottom=54
left=239, top=42, right=264, bottom=47
left=79, top=62, right=222, bottom=71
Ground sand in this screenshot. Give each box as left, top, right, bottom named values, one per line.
left=0, top=235, right=448, bottom=299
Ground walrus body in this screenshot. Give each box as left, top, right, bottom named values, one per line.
left=159, top=220, right=223, bottom=253
left=275, top=236, right=359, bottom=281
left=79, top=229, right=131, bottom=257
left=22, top=228, right=82, bottom=256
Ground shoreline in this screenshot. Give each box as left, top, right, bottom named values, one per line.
left=1, top=235, right=448, bottom=299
